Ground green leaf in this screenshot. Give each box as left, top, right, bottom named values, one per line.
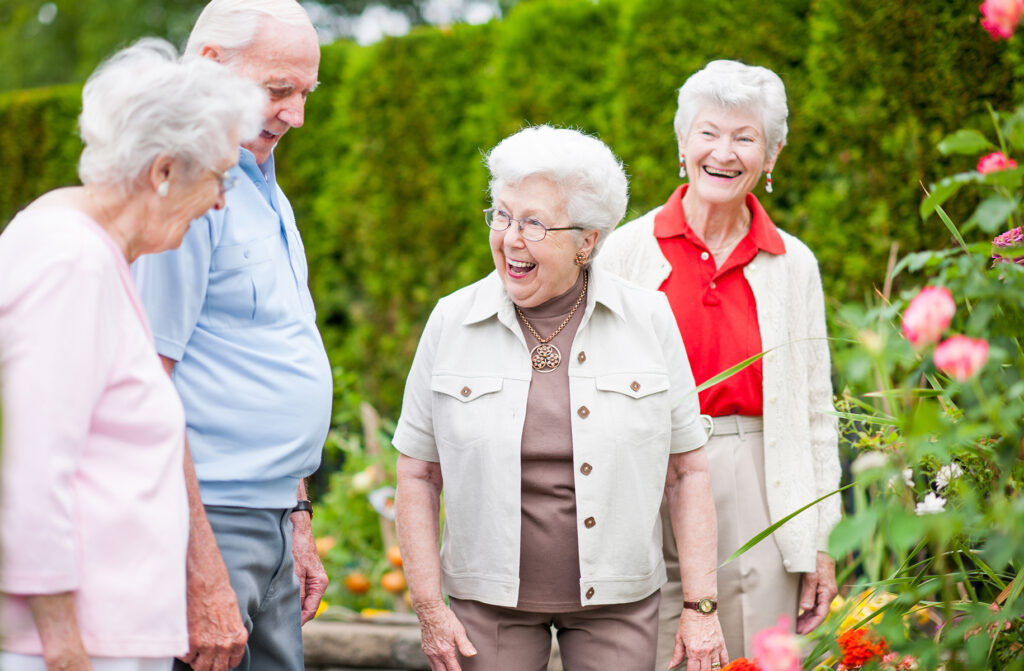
left=934, top=203, right=970, bottom=253
left=827, top=503, right=879, bottom=558
left=920, top=173, right=972, bottom=220
left=721, top=483, right=855, bottom=567
left=887, top=508, right=926, bottom=553
left=969, top=195, right=1019, bottom=234
left=686, top=350, right=767, bottom=396
left=937, top=129, right=994, bottom=156
left=823, top=410, right=899, bottom=426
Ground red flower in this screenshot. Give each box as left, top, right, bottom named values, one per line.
left=838, top=628, right=889, bottom=668
left=723, top=659, right=761, bottom=671
left=977, top=151, right=1019, bottom=173
left=980, top=0, right=1024, bottom=40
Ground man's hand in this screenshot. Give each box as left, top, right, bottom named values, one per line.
left=179, top=537, right=248, bottom=671
left=291, top=509, right=328, bottom=624
left=796, top=552, right=837, bottom=634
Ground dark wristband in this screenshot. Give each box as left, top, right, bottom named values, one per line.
left=291, top=499, right=313, bottom=517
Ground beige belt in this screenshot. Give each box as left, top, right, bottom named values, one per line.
left=701, top=414, right=764, bottom=439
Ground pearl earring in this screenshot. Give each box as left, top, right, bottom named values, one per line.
left=157, top=181, right=170, bottom=197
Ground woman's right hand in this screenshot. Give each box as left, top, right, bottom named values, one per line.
left=415, top=600, right=477, bottom=671
left=26, top=592, right=93, bottom=671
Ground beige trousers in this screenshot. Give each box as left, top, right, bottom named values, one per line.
left=656, top=426, right=801, bottom=669
left=450, top=591, right=660, bottom=671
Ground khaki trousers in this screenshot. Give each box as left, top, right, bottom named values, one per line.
left=656, top=425, right=801, bottom=669
left=450, top=591, right=659, bottom=671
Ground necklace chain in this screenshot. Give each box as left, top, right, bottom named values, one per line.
left=515, top=271, right=588, bottom=344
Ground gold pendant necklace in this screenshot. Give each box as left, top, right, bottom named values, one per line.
left=515, top=271, right=588, bottom=373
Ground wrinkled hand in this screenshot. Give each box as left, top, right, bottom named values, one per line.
left=796, top=552, right=837, bottom=634
left=291, top=511, right=329, bottom=624
left=415, top=601, right=477, bottom=671
left=668, top=610, right=728, bottom=671
left=179, top=556, right=247, bottom=671
left=41, top=645, right=92, bottom=671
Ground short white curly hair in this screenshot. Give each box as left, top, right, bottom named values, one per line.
left=674, top=59, right=789, bottom=160
left=485, top=125, right=628, bottom=260
left=78, top=38, right=265, bottom=191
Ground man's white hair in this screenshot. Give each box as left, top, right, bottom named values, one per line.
left=674, top=59, right=789, bottom=160
left=485, top=125, right=628, bottom=261
left=78, top=38, right=265, bottom=190
left=185, top=0, right=314, bottom=59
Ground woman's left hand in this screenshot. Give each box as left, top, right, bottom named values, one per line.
left=669, top=610, right=728, bottom=671
left=795, top=551, right=837, bottom=634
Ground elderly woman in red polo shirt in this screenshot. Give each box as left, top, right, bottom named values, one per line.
left=600, top=59, right=842, bottom=667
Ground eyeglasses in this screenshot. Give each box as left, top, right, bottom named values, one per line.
left=207, top=166, right=239, bottom=195
left=483, top=208, right=583, bottom=242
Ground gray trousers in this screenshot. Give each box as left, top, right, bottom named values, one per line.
left=175, top=506, right=303, bottom=671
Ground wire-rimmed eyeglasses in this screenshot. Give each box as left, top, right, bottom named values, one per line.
left=208, top=166, right=239, bottom=195
left=483, top=208, right=584, bottom=242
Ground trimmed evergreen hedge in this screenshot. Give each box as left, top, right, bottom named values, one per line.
left=2, top=0, right=1021, bottom=415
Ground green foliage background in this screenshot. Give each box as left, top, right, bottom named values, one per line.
left=2, top=0, right=1023, bottom=418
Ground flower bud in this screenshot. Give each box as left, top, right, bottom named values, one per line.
left=901, top=286, right=955, bottom=348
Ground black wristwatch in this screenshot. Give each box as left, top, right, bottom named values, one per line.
left=683, top=597, right=718, bottom=614
left=291, top=499, right=313, bottom=518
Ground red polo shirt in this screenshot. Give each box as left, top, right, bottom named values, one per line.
left=655, top=184, right=786, bottom=417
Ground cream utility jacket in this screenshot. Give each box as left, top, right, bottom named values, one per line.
left=598, top=207, right=842, bottom=573
left=393, top=267, right=708, bottom=607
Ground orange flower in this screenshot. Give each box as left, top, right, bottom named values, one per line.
left=838, top=628, right=889, bottom=668
left=723, top=659, right=761, bottom=671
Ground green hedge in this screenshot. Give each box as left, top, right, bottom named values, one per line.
left=2, top=0, right=1023, bottom=417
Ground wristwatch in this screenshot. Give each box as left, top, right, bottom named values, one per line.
left=683, top=597, right=718, bottom=614
left=291, top=499, right=313, bottom=518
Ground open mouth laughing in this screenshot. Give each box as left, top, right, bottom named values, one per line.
left=507, top=259, right=537, bottom=278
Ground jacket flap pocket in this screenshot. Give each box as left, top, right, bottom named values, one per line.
left=211, top=235, right=274, bottom=271
left=595, top=372, right=670, bottom=399
left=431, top=375, right=503, bottom=403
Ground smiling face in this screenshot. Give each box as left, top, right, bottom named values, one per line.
left=225, top=19, right=320, bottom=165
left=490, top=175, right=598, bottom=308
left=680, top=105, right=780, bottom=208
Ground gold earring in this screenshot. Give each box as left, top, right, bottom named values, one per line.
left=575, top=249, right=588, bottom=266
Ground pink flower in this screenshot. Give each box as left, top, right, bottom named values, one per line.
left=992, top=226, right=1024, bottom=265
left=751, top=615, right=800, bottom=671
left=934, top=336, right=989, bottom=382
left=901, top=286, right=956, bottom=348
left=980, top=0, right=1024, bottom=40
left=977, top=151, right=1019, bottom=173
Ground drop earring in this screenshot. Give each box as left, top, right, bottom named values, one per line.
left=679, top=156, right=687, bottom=180
left=764, top=171, right=773, bottom=194
left=157, top=181, right=170, bottom=197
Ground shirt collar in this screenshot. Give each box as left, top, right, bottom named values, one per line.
left=653, top=183, right=786, bottom=255
left=462, top=266, right=627, bottom=327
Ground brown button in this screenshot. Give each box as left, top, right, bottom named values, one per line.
left=630, top=380, right=641, bottom=392
left=577, top=351, right=587, bottom=364
left=580, top=463, right=593, bottom=475
left=460, top=386, right=471, bottom=397
left=584, top=516, right=596, bottom=528
left=585, top=587, right=595, bottom=599
left=577, top=406, right=590, bottom=418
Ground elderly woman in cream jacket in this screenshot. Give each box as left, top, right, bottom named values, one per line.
left=600, top=60, right=842, bottom=667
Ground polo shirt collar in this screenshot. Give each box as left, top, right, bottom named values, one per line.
left=653, top=184, right=786, bottom=255
left=462, top=266, right=626, bottom=326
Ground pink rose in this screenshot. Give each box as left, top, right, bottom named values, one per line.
left=977, top=151, right=1019, bottom=173
left=980, top=0, right=1024, bottom=39
left=934, top=336, right=989, bottom=382
left=751, top=615, right=800, bottom=671
left=901, top=286, right=955, bottom=348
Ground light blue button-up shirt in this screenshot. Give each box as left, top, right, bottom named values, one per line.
left=133, top=149, right=333, bottom=508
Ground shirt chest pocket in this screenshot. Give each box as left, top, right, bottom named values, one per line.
left=205, top=235, right=282, bottom=328
left=594, top=372, right=671, bottom=448
left=431, top=375, right=504, bottom=451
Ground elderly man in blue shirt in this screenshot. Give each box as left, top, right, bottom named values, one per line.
left=132, top=1, right=332, bottom=670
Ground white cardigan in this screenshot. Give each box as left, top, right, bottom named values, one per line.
left=598, top=206, right=841, bottom=572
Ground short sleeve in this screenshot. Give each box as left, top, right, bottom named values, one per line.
left=0, top=257, right=108, bottom=594
left=131, top=214, right=215, bottom=361
left=653, top=293, right=708, bottom=454
left=392, top=305, right=444, bottom=462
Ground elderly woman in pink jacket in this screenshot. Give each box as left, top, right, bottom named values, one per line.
left=0, top=40, right=262, bottom=671
left=600, top=60, right=842, bottom=668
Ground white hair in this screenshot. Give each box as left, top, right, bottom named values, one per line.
left=77, top=38, right=266, bottom=190
left=185, top=0, right=313, bottom=59
left=674, top=60, right=789, bottom=160
left=485, top=125, right=628, bottom=261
